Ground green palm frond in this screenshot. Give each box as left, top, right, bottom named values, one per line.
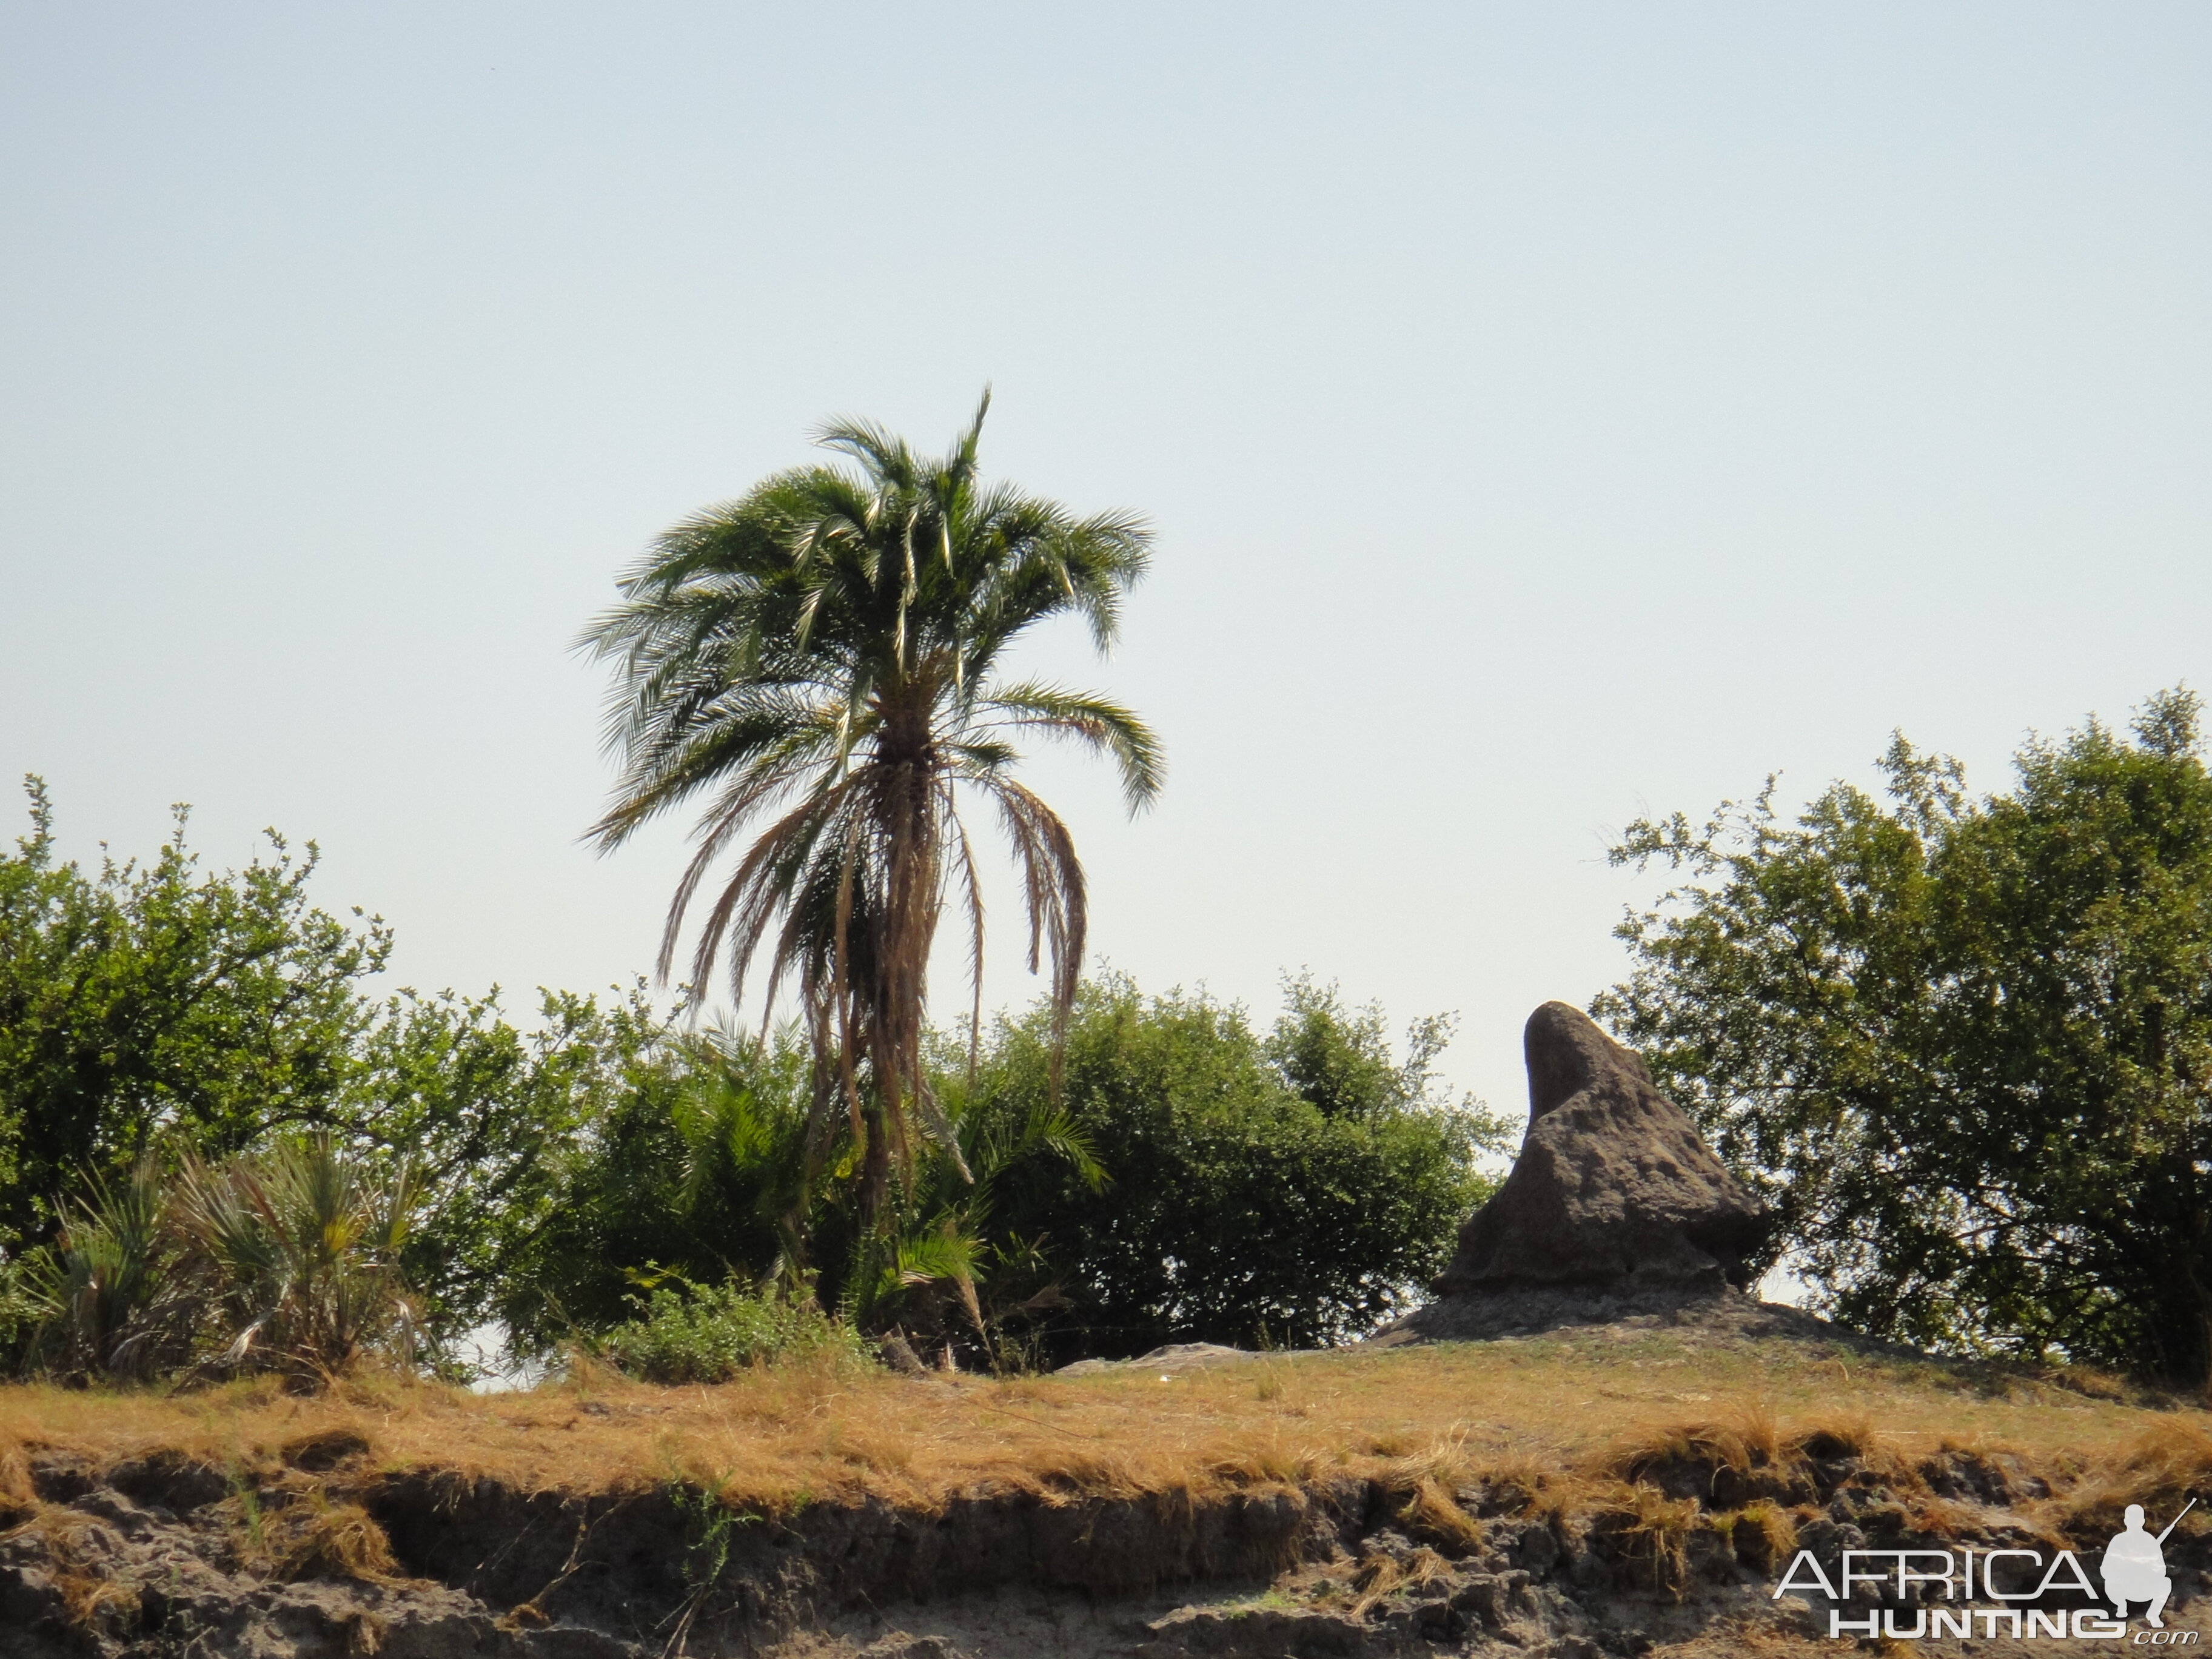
left=975, top=682, right=1163, bottom=810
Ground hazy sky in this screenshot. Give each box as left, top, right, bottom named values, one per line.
left=4, top=4, right=2208, bottom=1123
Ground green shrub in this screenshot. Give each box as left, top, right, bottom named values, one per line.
left=598, top=1280, right=872, bottom=1382
left=966, top=973, right=1514, bottom=1356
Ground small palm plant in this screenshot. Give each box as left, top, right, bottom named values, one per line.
left=580, top=392, right=1161, bottom=1224
left=18, top=1138, right=422, bottom=1383
left=671, top=1022, right=822, bottom=1293
left=22, top=1158, right=190, bottom=1380
left=167, top=1135, right=421, bottom=1379
left=840, top=1067, right=1106, bottom=1364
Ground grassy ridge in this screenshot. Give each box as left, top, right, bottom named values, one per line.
left=2, top=1323, right=2200, bottom=1522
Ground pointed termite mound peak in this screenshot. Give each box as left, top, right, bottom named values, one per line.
left=1441, top=1000, right=1772, bottom=1293
left=1379, top=1002, right=1775, bottom=1344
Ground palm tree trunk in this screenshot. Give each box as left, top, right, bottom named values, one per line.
left=854, top=707, right=943, bottom=1228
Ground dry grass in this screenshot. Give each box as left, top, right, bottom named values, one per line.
left=0, top=1429, right=35, bottom=1526
left=1398, top=1476, right=1487, bottom=1553
left=260, top=1492, right=400, bottom=1583
left=2060, top=1418, right=2212, bottom=1537
left=1729, top=1497, right=1798, bottom=1563
left=1346, top=1542, right=1452, bottom=1617
left=1588, top=1483, right=1700, bottom=1595
left=8, top=1505, right=144, bottom=1627
left=0, top=1326, right=2202, bottom=1529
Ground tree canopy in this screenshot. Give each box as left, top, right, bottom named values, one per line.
left=1596, top=689, right=2212, bottom=1386
left=0, top=780, right=380, bottom=1249
left=979, top=974, right=1511, bottom=1354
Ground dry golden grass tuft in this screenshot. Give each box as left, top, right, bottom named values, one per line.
left=1396, top=1476, right=1487, bottom=1553
left=264, top=1493, right=400, bottom=1584
left=1611, top=1416, right=1774, bottom=1488
left=2060, top=1418, right=2212, bottom=1541
left=2043, top=1362, right=2132, bottom=1401
left=1347, top=1540, right=1458, bottom=1618
left=1728, top=1497, right=1797, bottom=1565
left=1587, top=1483, right=1700, bottom=1597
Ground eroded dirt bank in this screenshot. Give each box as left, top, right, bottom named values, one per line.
left=4, top=1419, right=2206, bottom=1658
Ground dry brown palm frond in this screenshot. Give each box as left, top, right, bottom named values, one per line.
left=985, top=779, right=1085, bottom=1000
left=655, top=759, right=825, bottom=986
left=689, top=780, right=860, bottom=1008
left=939, top=785, right=990, bottom=1078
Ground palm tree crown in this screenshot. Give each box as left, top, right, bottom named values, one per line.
left=580, top=394, right=1161, bottom=1216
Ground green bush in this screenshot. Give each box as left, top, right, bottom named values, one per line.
left=0, top=780, right=688, bottom=1371
left=967, top=973, right=1512, bottom=1357
left=597, top=1280, right=872, bottom=1382
left=495, top=1030, right=810, bottom=1349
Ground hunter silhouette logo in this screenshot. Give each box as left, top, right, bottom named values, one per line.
left=2105, top=1500, right=2193, bottom=1629
left=1776, top=1496, right=2200, bottom=1642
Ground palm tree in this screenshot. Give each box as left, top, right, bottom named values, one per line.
left=580, top=393, right=1160, bottom=1223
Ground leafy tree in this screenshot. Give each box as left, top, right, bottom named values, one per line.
left=339, top=984, right=684, bottom=1347
left=0, top=779, right=383, bottom=1249
left=1596, top=689, right=2212, bottom=1386
left=0, top=779, right=682, bottom=1368
left=492, top=1025, right=793, bottom=1346
left=577, top=394, right=1161, bottom=1222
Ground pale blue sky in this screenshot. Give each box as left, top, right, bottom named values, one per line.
left=4, top=4, right=2208, bottom=1121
